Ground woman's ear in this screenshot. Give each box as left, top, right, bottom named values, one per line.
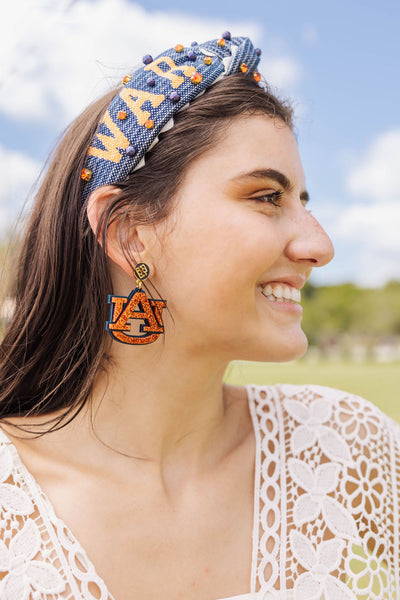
left=86, top=185, right=151, bottom=278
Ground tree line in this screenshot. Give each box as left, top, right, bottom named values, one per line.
left=301, top=280, right=400, bottom=350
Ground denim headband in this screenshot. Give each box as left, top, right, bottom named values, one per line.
left=81, top=33, right=261, bottom=202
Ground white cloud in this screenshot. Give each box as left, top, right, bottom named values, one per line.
left=318, top=131, right=400, bottom=285
left=259, top=56, right=301, bottom=91
left=335, top=201, right=400, bottom=285
left=337, top=201, right=400, bottom=252
left=0, top=144, right=41, bottom=236
left=0, top=0, right=263, bottom=125
left=346, top=129, right=400, bottom=202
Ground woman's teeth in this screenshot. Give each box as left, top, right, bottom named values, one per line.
left=259, top=283, right=301, bottom=303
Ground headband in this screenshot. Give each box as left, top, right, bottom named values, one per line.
left=81, top=32, right=261, bottom=202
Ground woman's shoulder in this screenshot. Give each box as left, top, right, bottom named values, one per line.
left=0, top=425, right=35, bottom=507
left=248, top=383, right=400, bottom=593
left=0, top=425, right=20, bottom=468
left=0, top=425, right=78, bottom=597
left=247, top=382, right=400, bottom=447
left=249, top=381, right=397, bottom=421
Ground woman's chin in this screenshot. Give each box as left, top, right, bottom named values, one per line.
left=239, top=328, right=309, bottom=363
left=277, top=330, right=309, bottom=362
left=277, top=338, right=308, bottom=362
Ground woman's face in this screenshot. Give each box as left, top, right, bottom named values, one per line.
left=153, top=114, right=334, bottom=363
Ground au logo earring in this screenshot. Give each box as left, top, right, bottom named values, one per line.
left=105, top=263, right=166, bottom=344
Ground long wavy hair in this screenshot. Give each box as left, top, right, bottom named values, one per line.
left=0, top=73, right=293, bottom=432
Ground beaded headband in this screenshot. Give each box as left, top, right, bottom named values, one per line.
left=81, top=32, right=261, bottom=202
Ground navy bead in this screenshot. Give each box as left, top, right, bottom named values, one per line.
left=169, top=91, right=181, bottom=103
left=255, top=48, right=262, bottom=56
left=191, top=41, right=198, bottom=46
left=125, top=146, right=137, bottom=157
left=222, top=31, right=231, bottom=40
left=186, top=50, right=197, bottom=61
left=147, top=77, right=156, bottom=87
left=143, top=54, right=153, bottom=65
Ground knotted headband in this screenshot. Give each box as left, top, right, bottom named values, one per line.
left=81, top=32, right=261, bottom=202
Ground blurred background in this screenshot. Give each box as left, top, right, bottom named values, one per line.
left=1, top=0, right=399, bottom=417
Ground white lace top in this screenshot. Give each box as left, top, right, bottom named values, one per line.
left=0, top=384, right=399, bottom=599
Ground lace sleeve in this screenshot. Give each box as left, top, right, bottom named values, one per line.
left=0, top=430, right=114, bottom=600
left=0, top=437, right=67, bottom=599
left=251, top=383, right=400, bottom=599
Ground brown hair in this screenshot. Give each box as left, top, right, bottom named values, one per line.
left=0, top=73, right=293, bottom=431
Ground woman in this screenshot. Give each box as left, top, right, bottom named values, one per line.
left=0, top=34, right=399, bottom=600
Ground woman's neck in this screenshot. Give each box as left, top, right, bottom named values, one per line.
left=75, top=340, right=248, bottom=493
left=91, top=353, right=227, bottom=457
left=1, top=340, right=251, bottom=500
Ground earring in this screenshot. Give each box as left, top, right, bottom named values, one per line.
left=105, top=262, right=167, bottom=344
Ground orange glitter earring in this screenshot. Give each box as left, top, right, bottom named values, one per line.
left=105, top=263, right=167, bottom=345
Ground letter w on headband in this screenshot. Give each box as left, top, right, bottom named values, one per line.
left=88, top=54, right=196, bottom=165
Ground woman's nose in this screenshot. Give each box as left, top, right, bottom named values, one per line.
left=286, top=208, right=335, bottom=268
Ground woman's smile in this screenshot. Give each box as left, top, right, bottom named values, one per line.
left=257, top=282, right=303, bottom=315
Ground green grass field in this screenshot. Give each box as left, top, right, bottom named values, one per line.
left=224, top=360, right=400, bottom=423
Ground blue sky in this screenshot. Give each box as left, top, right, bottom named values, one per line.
left=1, top=0, right=399, bottom=286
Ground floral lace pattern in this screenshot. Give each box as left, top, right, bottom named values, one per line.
left=0, top=384, right=399, bottom=599
left=0, top=431, right=114, bottom=599
left=248, top=384, right=400, bottom=599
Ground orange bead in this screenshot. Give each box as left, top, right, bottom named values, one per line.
left=118, top=111, right=127, bottom=120
left=253, top=71, right=261, bottom=82
left=81, top=168, right=92, bottom=182
left=217, top=38, right=226, bottom=47
left=203, top=56, right=212, bottom=66
left=240, top=63, right=248, bottom=73
left=190, top=71, right=203, bottom=85
left=174, top=44, right=184, bottom=52
left=122, top=75, right=131, bottom=85
left=144, top=119, right=154, bottom=129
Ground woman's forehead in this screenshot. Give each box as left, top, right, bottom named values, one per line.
left=185, top=115, right=305, bottom=188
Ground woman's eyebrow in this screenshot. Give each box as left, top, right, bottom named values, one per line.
left=229, top=168, right=310, bottom=204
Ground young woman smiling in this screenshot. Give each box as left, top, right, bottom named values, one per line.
left=0, top=34, right=398, bottom=600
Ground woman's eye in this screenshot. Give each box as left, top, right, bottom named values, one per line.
left=252, top=190, right=283, bottom=207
